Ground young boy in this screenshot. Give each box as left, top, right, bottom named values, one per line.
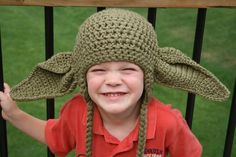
left=0, top=9, right=229, bottom=157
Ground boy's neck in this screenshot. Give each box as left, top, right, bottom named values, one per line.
left=104, top=117, right=139, bottom=141
left=97, top=105, right=140, bottom=141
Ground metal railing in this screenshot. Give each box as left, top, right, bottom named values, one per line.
left=0, top=5, right=235, bottom=157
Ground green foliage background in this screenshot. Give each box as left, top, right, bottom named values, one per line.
left=0, top=6, right=235, bottom=157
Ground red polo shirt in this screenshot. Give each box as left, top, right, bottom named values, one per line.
left=45, top=94, right=202, bottom=157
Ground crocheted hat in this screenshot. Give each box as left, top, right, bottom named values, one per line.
left=10, top=9, right=229, bottom=102
left=10, top=8, right=230, bottom=157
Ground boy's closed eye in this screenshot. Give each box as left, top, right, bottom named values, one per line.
left=122, top=68, right=136, bottom=71
left=121, top=67, right=139, bottom=74
left=89, top=68, right=106, bottom=74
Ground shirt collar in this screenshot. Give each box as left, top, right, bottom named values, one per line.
left=82, top=97, right=158, bottom=140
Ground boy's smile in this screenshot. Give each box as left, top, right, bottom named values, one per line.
left=101, top=92, right=127, bottom=100
left=86, top=61, right=144, bottom=118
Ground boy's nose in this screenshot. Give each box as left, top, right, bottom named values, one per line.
left=105, top=71, right=122, bottom=86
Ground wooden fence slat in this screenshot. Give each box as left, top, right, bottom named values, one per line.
left=0, top=0, right=236, bottom=8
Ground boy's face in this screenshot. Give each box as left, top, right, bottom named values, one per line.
left=86, top=61, right=144, bottom=117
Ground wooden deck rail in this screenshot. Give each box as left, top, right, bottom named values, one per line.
left=0, top=0, right=236, bottom=8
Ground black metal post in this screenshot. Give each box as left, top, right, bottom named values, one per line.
left=44, top=6, right=55, bottom=157
left=185, top=8, right=207, bottom=128
left=147, top=8, right=157, bottom=28
left=223, top=79, right=236, bottom=157
left=0, top=29, right=8, bottom=157
left=97, top=7, right=106, bottom=12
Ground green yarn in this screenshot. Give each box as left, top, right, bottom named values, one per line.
left=85, top=101, right=94, bottom=157
left=137, top=98, right=148, bottom=157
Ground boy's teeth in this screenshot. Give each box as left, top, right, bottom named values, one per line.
left=104, top=93, right=123, bottom=96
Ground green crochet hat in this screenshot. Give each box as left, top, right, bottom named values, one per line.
left=10, top=8, right=230, bottom=157
left=10, top=9, right=229, bottom=102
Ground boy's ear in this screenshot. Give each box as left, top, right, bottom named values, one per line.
left=154, top=47, right=230, bottom=101
left=10, top=52, right=78, bottom=101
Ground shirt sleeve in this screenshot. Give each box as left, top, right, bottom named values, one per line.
left=45, top=102, right=76, bottom=157
left=166, top=109, right=202, bottom=157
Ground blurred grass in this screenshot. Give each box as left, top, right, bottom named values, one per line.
left=0, top=6, right=235, bottom=157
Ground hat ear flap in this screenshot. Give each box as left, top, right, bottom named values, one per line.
left=154, top=47, right=230, bottom=101
left=10, top=52, right=78, bottom=101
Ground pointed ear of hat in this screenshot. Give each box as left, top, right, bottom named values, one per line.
left=10, top=52, right=78, bottom=101
left=155, top=47, right=230, bottom=101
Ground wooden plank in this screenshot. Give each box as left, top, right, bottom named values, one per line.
left=0, top=0, right=236, bottom=8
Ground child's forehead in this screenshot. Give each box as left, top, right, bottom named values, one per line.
left=88, top=61, right=142, bottom=68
